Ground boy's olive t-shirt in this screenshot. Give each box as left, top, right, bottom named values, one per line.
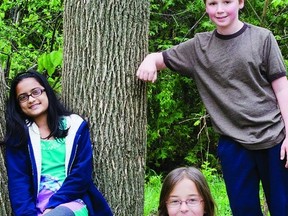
left=163, top=23, right=287, bottom=150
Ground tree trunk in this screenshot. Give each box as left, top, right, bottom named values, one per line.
left=62, top=1, right=149, bottom=215
left=0, top=68, right=12, bottom=215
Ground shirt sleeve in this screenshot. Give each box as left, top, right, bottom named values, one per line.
left=264, top=32, right=287, bottom=82
left=162, top=38, right=197, bottom=77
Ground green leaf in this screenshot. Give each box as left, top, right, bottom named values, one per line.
left=49, top=50, right=63, bottom=68
left=193, top=119, right=201, bottom=126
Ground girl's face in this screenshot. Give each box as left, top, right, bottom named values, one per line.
left=16, top=78, right=49, bottom=122
left=166, top=177, right=205, bottom=216
left=205, top=0, right=244, bottom=34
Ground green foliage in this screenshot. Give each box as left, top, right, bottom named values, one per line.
left=147, top=0, right=219, bottom=174
left=144, top=173, right=162, bottom=216
left=146, top=69, right=219, bottom=173
left=241, top=0, right=288, bottom=60
left=37, top=50, right=63, bottom=92
left=38, top=50, right=62, bottom=75
left=201, top=162, right=231, bottom=215
left=0, top=0, right=63, bottom=92
left=0, top=0, right=63, bottom=75
left=149, top=0, right=209, bottom=51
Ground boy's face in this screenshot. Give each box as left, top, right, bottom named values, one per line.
left=205, top=0, right=244, bottom=32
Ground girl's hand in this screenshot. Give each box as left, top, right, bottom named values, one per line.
left=43, top=208, right=52, bottom=215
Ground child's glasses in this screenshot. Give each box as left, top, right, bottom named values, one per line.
left=166, top=197, right=203, bottom=208
left=18, top=88, right=46, bottom=103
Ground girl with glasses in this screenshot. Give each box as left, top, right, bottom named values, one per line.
left=3, top=70, right=113, bottom=216
left=158, top=167, right=216, bottom=216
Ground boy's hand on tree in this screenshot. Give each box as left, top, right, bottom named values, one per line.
left=136, top=58, right=158, bottom=83
left=136, top=52, right=166, bottom=83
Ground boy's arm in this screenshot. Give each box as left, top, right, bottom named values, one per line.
left=272, top=76, right=288, bottom=168
left=136, top=52, right=167, bottom=83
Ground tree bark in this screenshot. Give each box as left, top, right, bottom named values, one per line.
left=62, top=1, right=149, bottom=215
left=0, top=68, right=12, bottom=215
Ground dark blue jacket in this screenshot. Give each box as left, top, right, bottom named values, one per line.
left=5, top=114, right=113, bottom=216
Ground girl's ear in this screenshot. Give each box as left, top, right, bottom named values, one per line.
left=239, top=0, right=245, bottom=9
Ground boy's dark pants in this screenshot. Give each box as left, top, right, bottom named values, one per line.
left=217, top=136, right=288, bottom=216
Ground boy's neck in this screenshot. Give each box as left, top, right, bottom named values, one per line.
left=216, top=20, right=244, bottom=36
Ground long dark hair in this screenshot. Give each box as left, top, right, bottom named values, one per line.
left=4, top=70, right=72, bottom=147
left=158, top=167, right=216, bottom=216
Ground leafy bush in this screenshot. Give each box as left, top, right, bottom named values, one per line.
left=201, top=162, right=231, bottom=215
left=0, top=0, right=63, bottom=77
left=144, top=173, right=162, bottom=216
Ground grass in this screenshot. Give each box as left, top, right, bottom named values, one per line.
left=144, top=174, right=162, bottom=216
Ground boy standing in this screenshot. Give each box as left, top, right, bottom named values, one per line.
left=137, top=0, right=288, bottom=215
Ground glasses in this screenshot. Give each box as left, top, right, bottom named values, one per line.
left=166, top=198, right=203, bottom=208
left=18, top=88, right=46, bottom=103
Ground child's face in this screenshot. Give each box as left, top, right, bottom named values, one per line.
left=16, top=77, right=49, bottom=121
left=166, top=177, right=205, bottom=216
left=205, top=0, right=244, bottom=33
